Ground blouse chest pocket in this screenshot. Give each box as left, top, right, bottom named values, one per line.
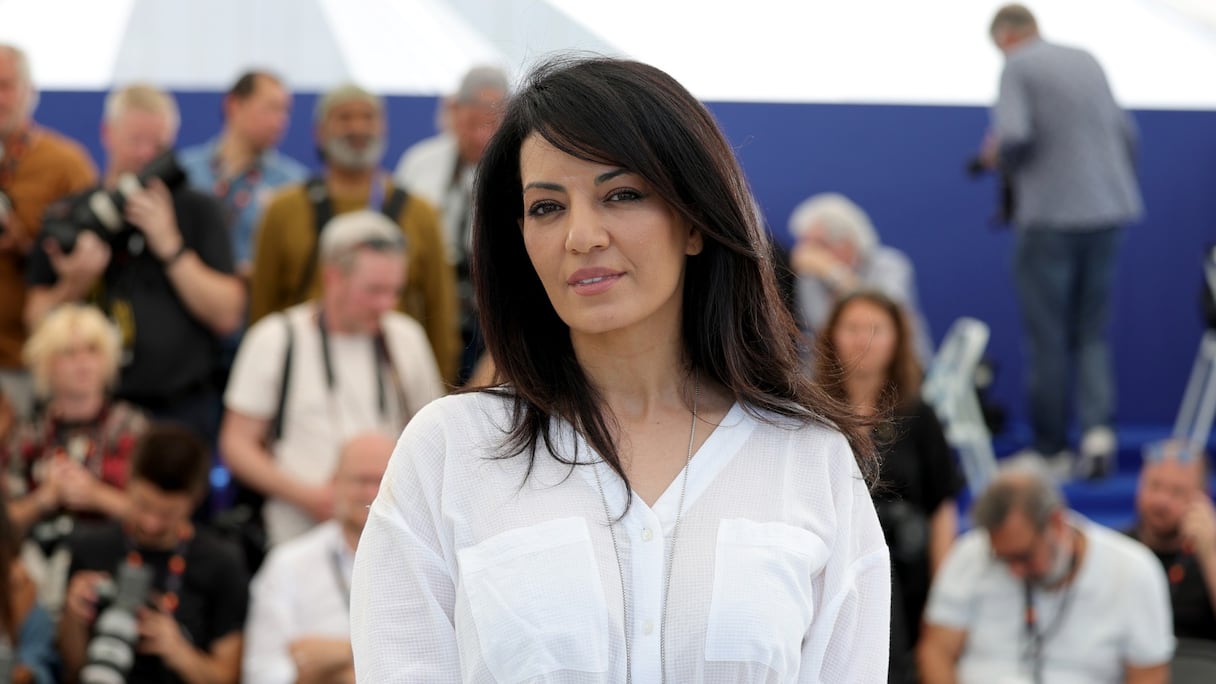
left=705, top=519, right=830, bottom=678
left=458, top=517, right=609, bottom=682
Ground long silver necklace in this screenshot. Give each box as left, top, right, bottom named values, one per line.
left=591, top=371, right=700, bottom=684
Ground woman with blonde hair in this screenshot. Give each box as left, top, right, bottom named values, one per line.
left=2, top=304, right=148, bottom=607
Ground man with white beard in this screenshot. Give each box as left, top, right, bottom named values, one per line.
left=248, top=84, right=459, bottom=383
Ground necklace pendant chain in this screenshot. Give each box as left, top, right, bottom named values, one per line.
left=592, top=371, right=700, bottom=684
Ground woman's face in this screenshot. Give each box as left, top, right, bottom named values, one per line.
left=48, top=335, right=108, bottom=399
left=831, top=299, right=899, bottom=378
left=519, top=133, right=702, bottom=341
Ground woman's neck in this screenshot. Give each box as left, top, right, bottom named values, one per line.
left=50, top=392, right=106, bottom=422
left=843, top=373, right=886, bottom=416
left=573, top=329, right=691, bottom=421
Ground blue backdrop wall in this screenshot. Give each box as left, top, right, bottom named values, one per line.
left=33, top=91, right=1216, bottom=431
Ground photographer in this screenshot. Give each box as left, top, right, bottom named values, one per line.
left=23, top=85, right=244, bottom=442
left=979, top=5, right=1142, bottom=479
left=0, top=44, right=97, bottom=422
left=58, top=424, right=247, bottom=684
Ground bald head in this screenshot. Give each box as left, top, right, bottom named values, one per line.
left=334, top=432, right=395, bottom=538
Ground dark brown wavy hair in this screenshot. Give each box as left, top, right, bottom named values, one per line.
left=815, top=290, right=923, bottom=411
left=470, top=56, right=878, bottom=491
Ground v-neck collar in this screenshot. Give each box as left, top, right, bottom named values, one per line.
left=575, top=402, right=755, bottom=528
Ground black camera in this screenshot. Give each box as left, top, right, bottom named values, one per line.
left=79, top=561, right=153, bottom=684
left=42, top=150, right=187, bottom=253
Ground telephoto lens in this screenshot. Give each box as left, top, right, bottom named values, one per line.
left=79, top=562, right=154, bottom=684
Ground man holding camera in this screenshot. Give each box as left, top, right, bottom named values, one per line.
left=24, top=84, right=244, bottom=441
left=59, top=424, right=248, bottom=684
left=0, top=44, right=97, bottom=421
left=979, top=5, right=1142, bottom=479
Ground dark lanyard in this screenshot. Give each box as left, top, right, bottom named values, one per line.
left=316, top=310, right=393, bottom=419
left=210, top=152, right=264, bottom=227
left=1021, top=557, right=1078, bottom=684
left=330, top=548, right=351, bottom=609
left=125, top=529, right=192, bottom=615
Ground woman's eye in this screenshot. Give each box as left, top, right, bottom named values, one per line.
left=527, top=200, right=562, bottom=217
left=606, top=188, right=643, bottom=202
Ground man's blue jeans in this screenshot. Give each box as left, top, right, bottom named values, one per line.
left=1013, top=226, right=1123, bottom=455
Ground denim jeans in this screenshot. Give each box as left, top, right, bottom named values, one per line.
left=1013, top=226, right=1123, bottom=454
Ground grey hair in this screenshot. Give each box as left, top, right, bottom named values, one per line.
left=0, top=44, right=37, bottom=116
left=103, top=84, right=180, bottom=139
left=973, top=465, right=1065, bottom=532
left=314, top=83, right=384, bottom=124
left=455, top=65, right=509, bottom=103
left=990, top=4, right=1039, bottom=39
left=787, top=192, right=879, bottom=257
left=319, top=209, right=407, bottom=273
left=0, top=44, right=31, bottom=88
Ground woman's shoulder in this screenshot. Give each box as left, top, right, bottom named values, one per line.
left=739, top=403, right=857, bottom=465
left=403, top=390, right=517, bottom=445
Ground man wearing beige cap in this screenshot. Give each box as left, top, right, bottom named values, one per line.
left=222, top=210, right=444, bottom=548
left=248, top=83, right=460, bottom=383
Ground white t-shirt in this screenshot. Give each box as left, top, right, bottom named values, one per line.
left=925, top=519, right=1175, bottom=684
left=243, top=520, right=353, bottom=684
left=351, top=392, right=891, bottom=683
left=225, top=302, right=445, bottom=545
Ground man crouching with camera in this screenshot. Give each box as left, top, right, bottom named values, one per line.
left=59, top=424, right=248, bottom=684
left=23, top=84, right=244, bottom=443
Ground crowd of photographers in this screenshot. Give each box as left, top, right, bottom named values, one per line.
left=0, top=39, right=503, bottom=682
left=0, top=3, right=1215, bottom=681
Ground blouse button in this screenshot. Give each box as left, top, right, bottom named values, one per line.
left=643, top=620, right=655, bottom=635
left=641, top=528, right=654, bottom=542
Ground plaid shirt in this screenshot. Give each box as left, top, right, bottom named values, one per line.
left=3, top=400, right=149, bottom=500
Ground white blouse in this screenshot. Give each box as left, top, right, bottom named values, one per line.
left=351, top=393, right=890, bottom=683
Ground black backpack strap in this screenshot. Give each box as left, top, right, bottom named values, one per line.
left=268, top=312, right=294, bottom=443
left=293, top=178, right=407, bottom=303
left=381, top=185, right=409, bottom=224
left=292, top=176, right=334, bottom=302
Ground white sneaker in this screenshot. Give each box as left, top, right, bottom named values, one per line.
left=1080, top=426, right=1117, bottom=459
left=1078, top=427, right=1117, bottom=480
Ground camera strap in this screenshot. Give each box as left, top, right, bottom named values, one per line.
left=315, top=308, right=404, bottom=424
left=293, top=174, right=410, bottom=304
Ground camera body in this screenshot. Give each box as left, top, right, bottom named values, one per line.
left=79, top=561, right=154, bottom=684
left=42, top=150, right=187, bottom=253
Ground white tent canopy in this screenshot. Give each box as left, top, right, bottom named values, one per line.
left=1, top=0, right=1214, bottom=108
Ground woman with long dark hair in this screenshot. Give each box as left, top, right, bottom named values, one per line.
left=816, top=291, right=963, bottom=680
left=351, top=57, right=890, bottom=683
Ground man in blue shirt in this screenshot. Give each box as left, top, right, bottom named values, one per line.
left=180, top=71, right=308, bottom=280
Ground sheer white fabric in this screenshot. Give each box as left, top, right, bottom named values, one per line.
left=351, top=393, right=890, bottom=683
